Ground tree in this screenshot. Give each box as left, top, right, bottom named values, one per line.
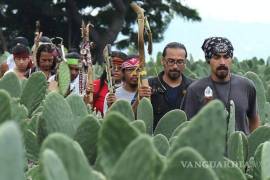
left=0, top=0, right=201, bottom=63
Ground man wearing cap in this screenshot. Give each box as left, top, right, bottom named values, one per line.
left=184, top=37, right=259, bottom=134
left=4, top=43, right=31, bottom=80
left=103, top=55, right=140, bottom=113
left=93, top=51, right=127, bottom=114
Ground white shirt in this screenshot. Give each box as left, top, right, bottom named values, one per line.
left=48, top=74, right=87, bottom=95
left=103, top=86, right=136, bottom=114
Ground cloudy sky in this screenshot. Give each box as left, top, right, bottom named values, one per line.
left=150, top=0, right=270, bottom=61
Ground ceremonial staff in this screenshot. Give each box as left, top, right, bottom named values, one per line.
left=103, top=44, right=115, bottom=93
left=33, top=20, right=42, bottom=66
left=130, top=2, right=153, bottom=91
left=80, top=21, right=94, bottom=104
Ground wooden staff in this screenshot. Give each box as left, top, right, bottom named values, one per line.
left=130, top=2, right=153, bottom=98
left=32, top=20, right=42, bottom=66
left=80, top=21, right=94, bottom=104
left=103, top=44, right=115, bottom=93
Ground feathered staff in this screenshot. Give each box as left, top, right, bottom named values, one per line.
left=80, top=21, right=94, bottom=104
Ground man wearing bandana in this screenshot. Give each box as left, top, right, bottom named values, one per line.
left=184, top=37, right=259, bottom=134
left=103, top=55, right=140, bottom=114
left=48, top=52, right=87, bottom=96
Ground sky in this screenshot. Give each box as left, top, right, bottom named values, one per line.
left=149, top=0, right=270, bottom=61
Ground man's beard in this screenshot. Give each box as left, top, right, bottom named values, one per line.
left=114, top=79, right=122, bottom=85
left=128, top=77, right=138, bottom=88
left=129, top=83, right=138, bottom=89
left=168, top=69, right=181, bottom=80
left=215, top=65, right=229, bottom=80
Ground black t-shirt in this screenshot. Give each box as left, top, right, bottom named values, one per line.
left=148, top=72, right=193, bottom=129
left=184, top=74, right=258, bottom=134
left=167, top=86, right=182, bottom=109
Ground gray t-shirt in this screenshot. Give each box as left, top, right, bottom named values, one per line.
left=184, top=74, right=257, bottom=134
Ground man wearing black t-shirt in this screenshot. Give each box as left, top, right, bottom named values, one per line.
left=138, top=42, right=193, bottom=130
left=184, top=37, right=259, bottom=134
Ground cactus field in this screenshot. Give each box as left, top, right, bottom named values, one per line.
left=1, top=57, right=270, bottom=180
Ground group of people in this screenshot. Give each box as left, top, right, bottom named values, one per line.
left=0, top=36, right=260, bottom=134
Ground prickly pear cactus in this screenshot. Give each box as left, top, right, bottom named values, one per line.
left=153, top=134, right=170, bottom=156
left=261, top=141, right=270, bottom=180
left=184, top=67, right=198, bottom=79
left=58, top=61, right=71, bottom=96
left=158, top=147, right=219, bottom=180
left=130, top=120, right=146, bottom=133
left=137, top=97, right=154, bottom=134
left=154, top=109, right=187, bottom=139
left=41, top=133, right=97, bottom=180
left=227, top=131, right=248, bottom=171
left=245, top=71, right=266, bottom=124
left=215, top=157, right=247, bottom=180
left=0, top=90, right=11, bottom=124
left=20, top=72, right=47, bottom=116
left=110, top=135, right=159, bottom=180
left=248, top=126, right=270, bottom=159
left=107, top=99, right=135, bottom=121
left=98, top=112, right=139, bottom=176
left=169, top=100, right=227, bottom=161
left=249, top=143, right=263, bottom=180
left=0, top=72, right=22, bottom=98
left=74, top=115, right=100, bottom=165
left=66, top=94, right=88, bottom=117
left=264, top=102, right=270, bottom=124
left=41, top=92, right=76, bottom=138
left=227, top=100, right=236, bottom=137
left=10, top=98, right=28, bottom=122
left=41, top=149, right=69, bottom=180
left=66, top=94, right=89, bottom=128
left=170, top=121, right=190, bottom=138
left=0, top=121, right=25, bottom=180
left=24, top=128, right=39, bottom=161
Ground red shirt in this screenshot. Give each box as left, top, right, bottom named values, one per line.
left=93, top=79, right=108, bottom=114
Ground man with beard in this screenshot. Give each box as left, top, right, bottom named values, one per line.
left=184, top=37, right=259, bottom=134
left=139, top=42, right=193, bottom=129
left=35, top=43, right=57, bottom=80
left=103, top=56, right=140, bottom=113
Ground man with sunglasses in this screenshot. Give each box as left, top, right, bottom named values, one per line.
left=184, top=37, right=259, bottom=134
left=139, top=42, right=193, bottom=130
